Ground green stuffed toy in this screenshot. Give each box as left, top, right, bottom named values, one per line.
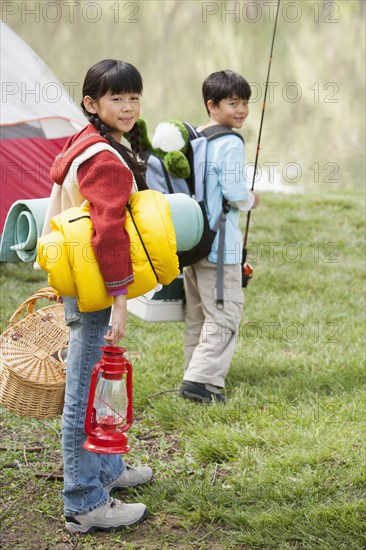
left=137, top=119, right=191, bottom=179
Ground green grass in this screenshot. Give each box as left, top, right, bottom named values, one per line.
left=0, top=190, right=365, bottom=549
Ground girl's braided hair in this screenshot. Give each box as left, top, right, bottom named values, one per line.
left=81, top=59, right=147, bottom=189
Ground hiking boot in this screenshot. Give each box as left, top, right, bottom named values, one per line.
left=179, top=381, right=226, bottom=404
left=105, top=465, right=153, bottom=493
left=65, top=497, right=148, bottom=534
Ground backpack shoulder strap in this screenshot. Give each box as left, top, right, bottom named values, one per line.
left=182, top=122, right=204, bottom=197
left=199, top=125, right=242, bottom=308
left=183, top=121, right=200, bottom=140
left=200, top=125, right=244, bottom=143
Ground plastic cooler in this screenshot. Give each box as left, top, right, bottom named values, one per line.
left=127, top=276, right=185, bottom=322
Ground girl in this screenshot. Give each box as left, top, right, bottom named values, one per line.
left=43, top=60, right=152, bottom=534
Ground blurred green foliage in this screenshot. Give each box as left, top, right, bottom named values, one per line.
left=4, top=0, right=365, bottom=191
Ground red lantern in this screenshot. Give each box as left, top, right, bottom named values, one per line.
left=83, top=346, right=133, bottom=454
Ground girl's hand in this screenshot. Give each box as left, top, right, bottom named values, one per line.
left=104, top=294, right=127, bottom=346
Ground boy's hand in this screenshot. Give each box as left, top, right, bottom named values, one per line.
left=251, top=191, right=260, bottom=209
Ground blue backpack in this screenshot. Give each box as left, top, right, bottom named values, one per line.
left=142, top=123, right=244, bottom=272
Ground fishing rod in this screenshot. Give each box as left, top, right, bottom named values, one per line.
left=242, top=0, right=281, bottom=287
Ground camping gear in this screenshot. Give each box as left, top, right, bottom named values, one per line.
left=127, top=274, right=185, bottom=322
left=83, top=347, right=133, bottom=455
left=37, top=190, right=189, bottom=311
left=37, top=190, right=180, bottom=311
left=164, top=193, right=203, bottom=252
left=242, top=0, right=281, bottom=287
left=178, top=124, right=244, bottom=270
left=0, top=22, right=87, bottom=233
left=143, top=120, right=244, bottom=269
left=127, top=122, right=244, bottom=321
left=0, top=287, right=68, bottom=419
left=142, top=120, right=244, bottom=309
left=0, top=198, right=49, bottom=262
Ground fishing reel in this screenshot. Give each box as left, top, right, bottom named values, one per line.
left=242, top=262, right=253, bottom=288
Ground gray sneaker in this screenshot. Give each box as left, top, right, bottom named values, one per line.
left=65, top=497, right=148, bottom=534
left=105, top=465, right=153, bottom=493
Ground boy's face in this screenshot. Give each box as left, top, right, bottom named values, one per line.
left=207, top=95, right=249, bottom=129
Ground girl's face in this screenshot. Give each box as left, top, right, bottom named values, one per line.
left=84, top=91, right=141, bottom=141
left=207, top=96, right=249, bottom=129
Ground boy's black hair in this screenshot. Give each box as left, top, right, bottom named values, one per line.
left=202, top=70, right=251, bottom=114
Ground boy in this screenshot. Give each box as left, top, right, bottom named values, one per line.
left=179, top=70, right=260, bottom=403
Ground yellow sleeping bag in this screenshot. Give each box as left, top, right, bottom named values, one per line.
left=37, top=190, right=179, bottom=312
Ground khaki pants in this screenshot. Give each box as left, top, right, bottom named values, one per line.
left=183, top=259, right=244, bottom=388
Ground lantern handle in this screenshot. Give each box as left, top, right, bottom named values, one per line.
left=123, top=360, right=133, bottom=431
left=84, top=364, right=100, bottom=435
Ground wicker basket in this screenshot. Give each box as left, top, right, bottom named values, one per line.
left=0, top=287, right=68, bottom=419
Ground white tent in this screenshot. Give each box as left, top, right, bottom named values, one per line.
left=0, top=22, right=87, bottom=231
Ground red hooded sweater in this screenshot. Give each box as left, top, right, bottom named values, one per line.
left=49, top=124, right=134, bottom=294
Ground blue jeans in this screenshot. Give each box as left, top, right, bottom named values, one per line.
left=62, top=297, right=125, bottom=516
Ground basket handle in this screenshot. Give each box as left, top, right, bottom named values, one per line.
left=8, top=287, right=59, bottom=326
